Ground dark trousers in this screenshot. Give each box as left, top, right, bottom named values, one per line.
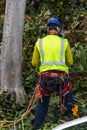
left=33, top=90, right=75, bottom=129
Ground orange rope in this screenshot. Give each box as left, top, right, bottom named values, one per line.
left=60, top=95, right=65, bottom=115
left=0, top=89, right=37, bottom=128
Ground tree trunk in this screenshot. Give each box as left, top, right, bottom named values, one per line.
left=0, top=0, right=27, bottom=104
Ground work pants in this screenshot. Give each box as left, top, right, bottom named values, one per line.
left=33, top=90, right=75, bottom=129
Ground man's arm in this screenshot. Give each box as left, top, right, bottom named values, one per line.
left=66, top=41, right=74, bottom=66
left=32, top=43, right=40, bottom=67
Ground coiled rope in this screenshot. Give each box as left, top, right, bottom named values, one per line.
left=0, top=89, right=37, bottom=128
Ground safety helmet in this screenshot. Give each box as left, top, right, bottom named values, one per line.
left=47, top=18, right=62, bottom=29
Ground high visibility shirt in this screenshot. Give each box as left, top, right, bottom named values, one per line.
left=32, top=35, right=73, bottom=73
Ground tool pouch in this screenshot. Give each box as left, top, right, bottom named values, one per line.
left=41, top=76, right=62, bottom=93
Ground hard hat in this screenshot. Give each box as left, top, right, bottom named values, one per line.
left=47, top=18, right=62, bottom=29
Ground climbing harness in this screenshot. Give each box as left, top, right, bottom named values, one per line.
left=38, top=71, right=72, bottom=115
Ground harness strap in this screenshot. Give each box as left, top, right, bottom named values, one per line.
left=40, top=71, right=68, bottom=77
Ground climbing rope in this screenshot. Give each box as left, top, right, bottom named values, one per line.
left=0, top=89, right=37, bottom=128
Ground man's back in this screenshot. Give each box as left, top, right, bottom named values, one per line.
left=36, top=35, right=69, bottom=73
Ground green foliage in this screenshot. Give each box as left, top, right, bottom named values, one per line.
left=0, top=1, right=5, bottom=44
left=0, top=0, right=6, bottom=15
left=0, top=92, right=27, bottom=120
left=0, top=16, right=4, bottom=43
left=71, top=43, right=87, bottom=72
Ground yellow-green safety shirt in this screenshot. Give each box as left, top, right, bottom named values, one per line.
left=32, top=35, right=73, bottom=73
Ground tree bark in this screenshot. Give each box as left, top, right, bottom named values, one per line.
left=0, top=0, right=27, bottom=104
